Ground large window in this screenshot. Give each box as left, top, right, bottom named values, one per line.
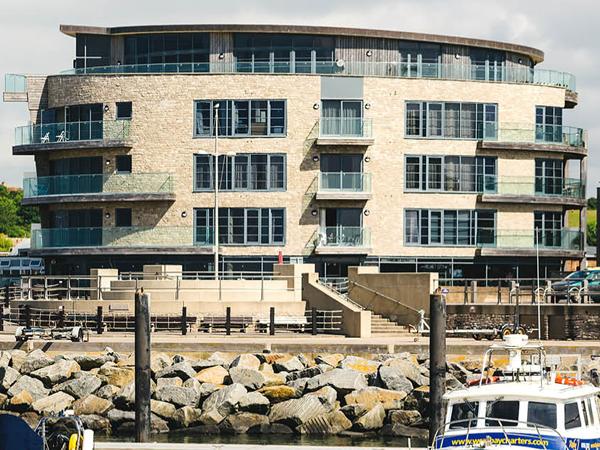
left=124, top=33, right=209, bottom=68
left=449, top=402, right=479, bottom=429
left=485, top=400, right=519, bottom=427
left=399, top=42, right=441, bottom=78
left=194, top=208, right=285, bottom=245
left=194, top=100, right=286, bottom=137
left=405, top=155, right=496, bottom=192
left=535, top=159, right=563, bottom=195
left=565, top=402, right=582, bottom=430
left=527, top=402, right=557, bottom=429
left=536, top=106, right=563, bottom=143
left=405, top=102, right=497, bottom=139
left=194, top=154, right=285, bottom=191
left=321, top=100, right=363, bottom=136
left=535, top=211, right=563, bottom=247
left=405, top=209, right=496, bottom=246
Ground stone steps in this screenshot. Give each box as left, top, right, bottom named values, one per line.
left=370, top=313, right=406, bottom=335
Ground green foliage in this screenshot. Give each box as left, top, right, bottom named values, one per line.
left=588, top=197, right=597, bottom=210
left=0, top=184, right=40, bottom=237
left=0, top=233, right=12, bottom=252
left=588, top=221, right=597, bottom=247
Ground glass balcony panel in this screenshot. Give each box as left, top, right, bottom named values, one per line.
left=482, top=176, right=584, bottom=199
left=14, top=119, right=130, bottom=146
left=491, top=229, right=582, bottom=250
left=319, top=118, right=372, bottom=138
left=487, top=123, right=584, bottom=147
left=4, top=74, right=27, bottom=93
left=319, top=173, right=371, bottom=192
left=318, top=226, right=370, bottom=247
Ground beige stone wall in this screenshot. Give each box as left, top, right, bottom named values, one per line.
left=36, top=74, right=576, bottom=257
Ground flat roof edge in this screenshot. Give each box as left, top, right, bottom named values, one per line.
left=59, top=23, right=544, bottom=63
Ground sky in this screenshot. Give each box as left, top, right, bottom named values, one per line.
left=0, top=0, right=598, bottom=195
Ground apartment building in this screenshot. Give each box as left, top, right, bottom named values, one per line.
left=3, top=24, right=587, bottom=278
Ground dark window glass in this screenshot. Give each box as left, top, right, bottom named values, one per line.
left=116, top=102, right=132, bottom=119
left=116, top=155, right=132, bottom=173
left=565, top=403, right=581, bottom=429
left=405, top=157, right=421, bottom=190
left=115, top=208, right=132, bottom=227
left=195, top=208, right=284, bottom=245
left=486, top=401, right=519, bottom=427
left=527, top=402, right=556, bottom=429
left=450, top=402, right=479, bottom=429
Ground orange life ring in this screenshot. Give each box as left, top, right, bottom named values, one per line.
left=468, top=376, right=499, bottom=386
left=555, top=375, right=584, bottom=386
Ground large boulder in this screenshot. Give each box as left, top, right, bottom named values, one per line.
left=378, top=366, right=414, bottom=393
left=172, top=406, right=203, bottom=428
left=74, top=354, right=114, bottom=371
left=95, top=384, right=120, bottom=400
left=151, top=400, right=177, bottom=420
left=388, top=409, right=422, bottom=427
left=195, top=365, right=229, bottom=385
left=258, top=385, right=299, bottom=403
left=97, top=365, right=134, bottom=388
left=107, top=408, right=135, bottom=425
left=80, top=414, right=112, bottom=434
left=72, top=394, right=113, bottom=416
left=31, top=359, right=80, bottom=385
left=229, top=354, right=261, bottom=370
left=0, top=366, right=20, bottom=390
left=385, top=358, right=428, bottom=386
left=297, top=410, right=352, bottom=435
left=8, top=390, right=34, bottom=412
left=340, top=356, right=380, bottom=374
left=207, top=351, right=235, bottom=367
left=221, top=412, right=269, bottom=434
left=314, top=354, right=344, bottom=368
left=344, top=387, right=407, bottom=410
left=353, top=403, right=385, bottom=431
left=229, top=367, right=266, bottom=390
left=190, top=359, right=220, bottom=371
left=273, top=356, right=304, bottom=373
left=197, top=383, right=220, bottom=400
left=156, top=362, right=196, bottom=380
left=305, top=386, right=337, bottom=409
left=268, top=396, right=328, bottom=428
left=114, top=382, right=136, bottom=408
left=305, top=368, right=367, bottom=396
left=156, top=377, right=183, bottom=389
left=154, top=385, right=199, bottom=408
left=150, top=353, right=172, bottom=374
left=32, top=392, right=75, bottom=415
left=238, top=391, right=270, bottom=415
left=199, top=383, right=247, bottom=425
left=19, top=350, right=55, bottom=375
left=8, top=375, right=49, bottom=401
left=0, top=351, right=12, bottom=368
left=52, top=373, right=103, bottom=399
left=8, top=350, right=27, bottom=372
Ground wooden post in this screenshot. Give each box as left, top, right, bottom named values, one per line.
left=96, top=306, right=103, bottom=334
left=181, top=306, right=187, bottom=335
left=135, top=291, right=151, bottom=443
left=225, top=306, right=231, bottom=336
left=429, top=294, right=446, bottom=445
left=25, top=305, right=31, bottom=328
left=470, top=280, right=477, bottom=304
left=57, top=307, right=65, bottom=328
left=269, top=307, right=275, bottom=336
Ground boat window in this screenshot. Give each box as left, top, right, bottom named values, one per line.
left=565, top=402, right=582, bottom=429
left=582, top=400, right=590, bottom=426
left=449, top=401, right=479, bottom=429
left=485, top=400, right=519, bottom=427
left=587, top=398, right=595, bottom=425
left=527, top=402, right=557, bottom=429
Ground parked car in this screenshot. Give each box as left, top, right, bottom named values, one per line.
left=551, top=269, right=600, bottom=302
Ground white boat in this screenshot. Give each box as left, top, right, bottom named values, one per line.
left=433, top=334, right=600, bottom=450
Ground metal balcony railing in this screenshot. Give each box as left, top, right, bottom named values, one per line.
left=14, top=119, right=131, bottom=146
left=23, top=173, right=174, bottom=198
left=318, top=172, right=372, bottom=192
left=58, top=61, right=576, bottom=91
left=316, top=226, right=371, bottom=247
left=318, top=117, right=372, bottom=138
left=482, top=176, right=584, bottom=199
left=484, top=123, right=585, bottom=147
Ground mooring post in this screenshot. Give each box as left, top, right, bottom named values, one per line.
left=135, top=290, right=151, bottom=443
left=429, top=293, right=446, bottom=446
left=225, top=306, right=231, bottom=336
left=96, top=306, right=103, bottom=335
left=25, top=304, right=31, bottom=328
left=269, top=307, right=275, bottom=336
left=57, top=307, right=65, bottom=328
left=181, top=306, right=187, bottom=336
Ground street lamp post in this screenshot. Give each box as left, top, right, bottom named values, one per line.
left=214, top=103, right=220, bottom=281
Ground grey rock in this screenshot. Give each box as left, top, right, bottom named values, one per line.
left=19, top=350, right=54, bottom=375
left=305, top=368, right=368, bottom=395
left=286, top=366, right=324, bottom=382
left=297, top=410, right=352, bottom=435
left=114, top=382, right=135, bottom=408
left=156, top=361, right=196, bottom=380
left=221, top=412, right=269, bottom=434
left=386, top=359, right=428, bottom=386
left=268, top=396, right=328, bottom=428
left=190, top=359, right=219, bottom=371
left=156, top=377, right=183, bottom=389
left=197, top=383, right=219, bottom=399
left=238, top=391, right=270, bottom=415
left=0, top=351, right=11, bottom=368
left=382, top=423, right=429, bottom=439
left=207, top=351, right=234, bottom=367
left=182, top=377, right=202, bottom=394
left=229, top=354, right=261, bottom=370
left=229, top=367, right=266, bottom=390
left=73, top=354, right=114, bottom=371
left=172, top=355, right=187, bottom=364
left=151, top=399, right=177, bottom=420
left=107, top=408, right=135, bottom=424
left=305, top=386, right=337, bottom=409
left=340, top=404, right=370, bottom=421
left=388, top=409, right=422, bottom=427
left=52, top=373, right=103, bottom=399
left=154, top=385, right=199, bottom=407
left=0, top=366, right=20, bottom=390
left=286, top=377, right=308, bottom=394
left=200, top=383, right=247, bottom=425
left=339, top=356, right=381, bottom=374
left=80, top=414, right=112, bottom=434
left=150, top=353, right=171, bottom=374
left=95, top=384, right=120, bottom=400
left=273, top=356, right=305, bottom=373
left=8, top=375, right=49, bottom=402
left=378, top=366, right=414, bottom=393
left=353, top=403, right=385, bottom=431
left=8, top=350, right=27, bottom=372
left=30, top=359, right=80, bottom=385
left=32, top=392, right=75, bottom=415
left=172, top=405, right=202, bottom=428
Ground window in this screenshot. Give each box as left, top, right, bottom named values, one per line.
left=194, top=100, right=286, bottom=137
left=194, top=208, right=285, bottom=245
left=582, top=400, right=590, bottom=426
left=485, top=400, right=519, bottom=427
left=405, top=102, right=497, bottom=139
left=320, top=100, right=363, bottom=136
left=449, top=402, right=479, bottom=429
left=116, top=155, right=132, bottom=173
left=194, top=154, right=286, bottom=191
left=587, top=398, right=595, bottom=425
left=527, top=402, right=556, bottom=429
left=116, top=102, right=132, bottom=120
left=124, top=33, right=209, bottom=68
left=565, top=402, right=582, bottom=429
left=535, top=159, right=563, bottom=195
left=536, top=106, right=563, bottom=143
left=535, top=211, right=563, bottom=247
left=404, top=156, right=496, bottom=192
left=405, top=209, right=496, bottom=247
left=115, top=209, right=132, bottom=227
left=399, top=41, right=441, bottom=77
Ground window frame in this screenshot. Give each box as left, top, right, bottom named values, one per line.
left=116, top=101, right=132, bottom=120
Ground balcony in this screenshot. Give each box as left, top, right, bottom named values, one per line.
left=22, top=173, right=175, bottom=205
left=479, top=124, right=586, bottom=157
left=316, top=118, right=374, bottom=146
left=479, top=176, right=585, bottom=206
left=3, top=74, right=27, bottom=102
left=13, top=119, right=131, bottom=154
left=315, top=172, right=372, bottom=200
left=479, top=229, right=583, bottom=257
left=57, top=61, right=576, bottom=91
left=314, top=226, right=371, bottom=254
left=30, top=227, right=211, bottom=255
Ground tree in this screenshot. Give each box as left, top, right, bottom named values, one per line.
left=0, top=184, right=39, bottom=237
left=588, top=197, right=597, bottom=210
left=0, top=233, right=12, bottom=252
left=588, top=220, right=597, bottom=247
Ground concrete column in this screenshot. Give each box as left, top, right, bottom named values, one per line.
left=429, top=294, right=446, bottom=445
